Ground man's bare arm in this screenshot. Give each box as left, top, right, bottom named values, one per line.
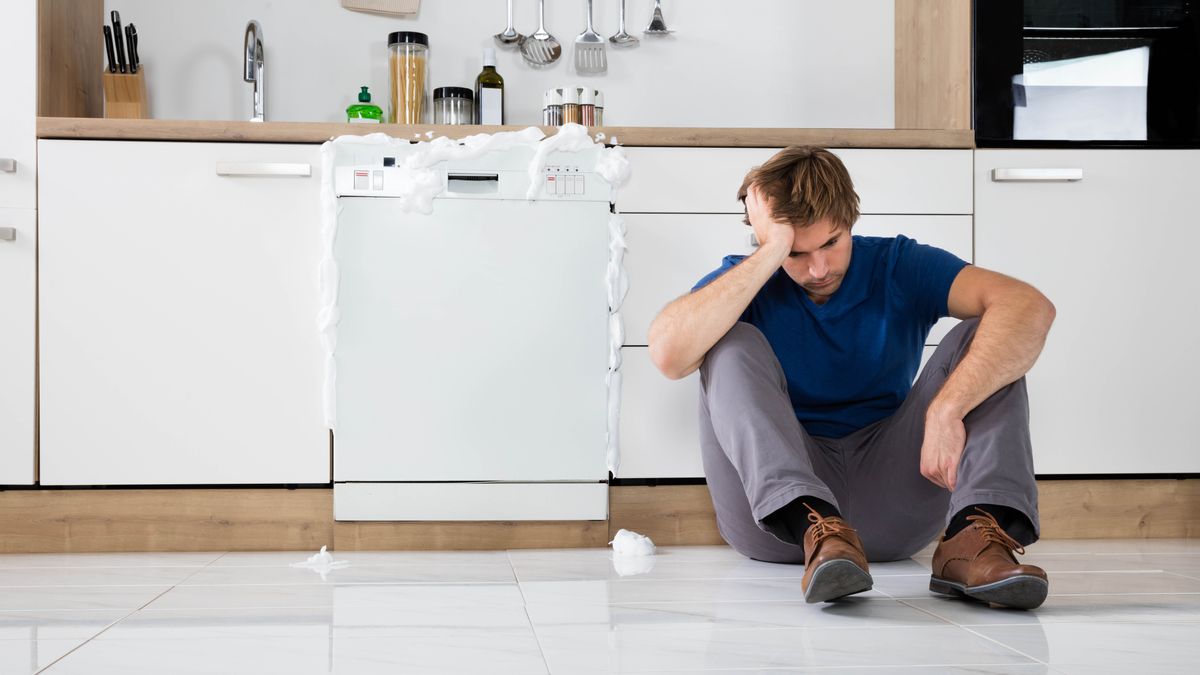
left=919, top=266, right=1056, bottom=491
left=648, top=240, right=790, bottom=380
left=930, top=266, right=1056, bottom=422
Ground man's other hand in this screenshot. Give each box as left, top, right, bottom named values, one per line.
left=920, top=411, right=967, bottom=492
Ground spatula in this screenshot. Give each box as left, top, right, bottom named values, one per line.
left=575, top=0, right=607, bottom=74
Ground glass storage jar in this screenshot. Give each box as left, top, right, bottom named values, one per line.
left=433, top=87, right=474, bottom=125
left=388, top=31, right=429, bottom=124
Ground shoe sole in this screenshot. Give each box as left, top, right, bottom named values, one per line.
left=804, top=559, right=873, bottom=603
left=929, top=575, right=1049, bottom=610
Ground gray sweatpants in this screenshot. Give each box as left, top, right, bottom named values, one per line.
left=698, top=318, right=1040, bottom=563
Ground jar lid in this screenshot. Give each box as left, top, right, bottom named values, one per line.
left=434, top=86, right=473, bottom=100
left=580, top=88, right=596, bottom=105
left=544, top=89, right=563, bottom=106
left=561, top=86, right=580, bottom=104
left=388, top=31, right=429, bottom=47
left=595, top=90, right=604, bottom=107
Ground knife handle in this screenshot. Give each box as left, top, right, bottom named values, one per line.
left=126, top=25, right=138, bottom=73
left=103, top=25, right=117, bottom=73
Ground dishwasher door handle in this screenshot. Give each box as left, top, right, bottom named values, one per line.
left=215, top=162, right=311, bottom=177
left=991, top=168, right=1083, bottom=182
left=0, top=227, right=16, bottom=241
left=0, top=158, right=15, bottom=173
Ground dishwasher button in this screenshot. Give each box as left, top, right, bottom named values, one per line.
left=575, top=175, right=585, bottom=195
left=545, top=175, right=557, bottom=195
left=373, top=170, right=384, bottom=190
left=353, top=170, right=369, bottom=191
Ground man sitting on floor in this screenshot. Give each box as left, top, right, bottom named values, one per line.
left=647, top=146, right=1055, bottom=609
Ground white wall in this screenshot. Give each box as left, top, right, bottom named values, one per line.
left=105, top=0, right=895, bottom=128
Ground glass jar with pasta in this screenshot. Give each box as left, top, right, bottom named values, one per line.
left=388, top=31, right=429, bottom=124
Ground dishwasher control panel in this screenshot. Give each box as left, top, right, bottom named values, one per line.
left=543, top=165, right=586, bottom=197
left=334, top=161, right=606, bottom=201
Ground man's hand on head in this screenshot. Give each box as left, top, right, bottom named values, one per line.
left=745, top=185, right=795, bottom=262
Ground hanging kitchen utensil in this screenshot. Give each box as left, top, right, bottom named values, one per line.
left=644, top=0, right=673, bottom=35
left=609, top=0, right=639, bottom=47
left=574, top=0, right=607, bottom=74
left=340, top=0, right=419, bottom=16
left=494, top=0, right=522, bottom=47
left=520, top=0, right=562, bottom=66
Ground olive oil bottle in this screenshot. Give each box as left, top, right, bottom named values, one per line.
left=474, top=48, right=504, bottom=125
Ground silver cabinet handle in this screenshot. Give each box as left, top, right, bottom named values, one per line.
left=991, top=168, right=1083, bottom=182
left=0, top=227, right=16, bottom=241
left=215, top=162, right=311, bottom=177
left=0, top=158, right=15, bottom=173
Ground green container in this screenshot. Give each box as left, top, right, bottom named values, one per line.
left=347, top=86, right=383, bottom=123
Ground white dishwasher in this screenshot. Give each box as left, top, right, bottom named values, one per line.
left=330, top=139, right=613, bottom=521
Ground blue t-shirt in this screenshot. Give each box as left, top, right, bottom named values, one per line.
left=692, top=235, right=969, bottom=438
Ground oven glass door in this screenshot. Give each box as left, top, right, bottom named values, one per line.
left=975, top=1, right=1200, bottom=145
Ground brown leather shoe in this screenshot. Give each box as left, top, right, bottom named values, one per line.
left=930, top=507, right=1049, bottom=609
left=800, top=503, right=872, bottom=603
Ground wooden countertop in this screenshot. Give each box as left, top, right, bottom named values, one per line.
left=37, top=118, right=974, bottom=149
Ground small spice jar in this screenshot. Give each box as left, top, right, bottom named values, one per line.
left=388, top=31, right=429, bottom=124
left=594, top=90, right=604, bottom=126
left=433, top=87, right=474, bottom=125
left=579, top=87, right=596, bottom=126
left=543, top=88, right=563, bottom=126
left=561, top=85, right=581, bottom=125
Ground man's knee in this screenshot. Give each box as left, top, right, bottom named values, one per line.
left=701, top=322, right=771, bottom=375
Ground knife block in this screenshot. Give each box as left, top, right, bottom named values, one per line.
left=102, top=68, right=148, bottom=119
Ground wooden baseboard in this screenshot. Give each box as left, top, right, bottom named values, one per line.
left=0, top=488, right=331, bottom=553
left=0, top=480, right=1195, bottom=553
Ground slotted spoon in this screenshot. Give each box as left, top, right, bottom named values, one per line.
left=575, top=0, right=607, bottom=74
left=520, top=0, right=562, bottom=66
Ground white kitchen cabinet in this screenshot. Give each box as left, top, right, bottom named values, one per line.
left=0, top=0, right=36, bottom=209
left=0, top=209, right=35, bottom=484
left=976, top=149, right=1200, bottom=474
left=620, top=148, right=973, bottom=215
left=38, top=140, right=328, bottom=485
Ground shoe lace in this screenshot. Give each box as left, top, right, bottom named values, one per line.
left=966, top=507, right=1026, bottom=555
left=805, top=503, right=856, bottom=543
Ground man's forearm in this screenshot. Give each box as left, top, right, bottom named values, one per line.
left=648, top=242, right=788, bottom=379
left=928, top=292, right=1056, bottom=422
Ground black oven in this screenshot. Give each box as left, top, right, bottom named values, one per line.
left=974, top=0, right=1200, bottom=146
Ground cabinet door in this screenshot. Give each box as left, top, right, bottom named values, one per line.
left=976, top=149, right=1200, bottom=474
left=617, top=348, right=704, bottom=479
left=0, top=0, right=36, bottom=209
left=0, top=209, right=35, bottom=484
left=38, top=140, right=327, bottom=485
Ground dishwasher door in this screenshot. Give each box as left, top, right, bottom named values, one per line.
left=333, top=194, right=611, bottom=483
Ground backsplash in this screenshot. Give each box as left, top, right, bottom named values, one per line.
left=103, top=0, right=895, bottom=128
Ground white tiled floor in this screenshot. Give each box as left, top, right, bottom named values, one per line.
left=1, top=540, right=1198, bottom=674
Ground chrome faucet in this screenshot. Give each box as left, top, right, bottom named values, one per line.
left=243, top=20, right=264, bottom=122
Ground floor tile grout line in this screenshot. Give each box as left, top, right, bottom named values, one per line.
left=34, top=563, right=214, bottom=674
left=508, top=549, right=554, bottom=675
left=953, top=623, right=1055, bottom=669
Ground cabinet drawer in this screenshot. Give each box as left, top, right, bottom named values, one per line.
left=620, top=148, right=973, bottom=215
left=623, top=214, right=970, bottom=346
left=617, top=347, right=704, bottom=479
